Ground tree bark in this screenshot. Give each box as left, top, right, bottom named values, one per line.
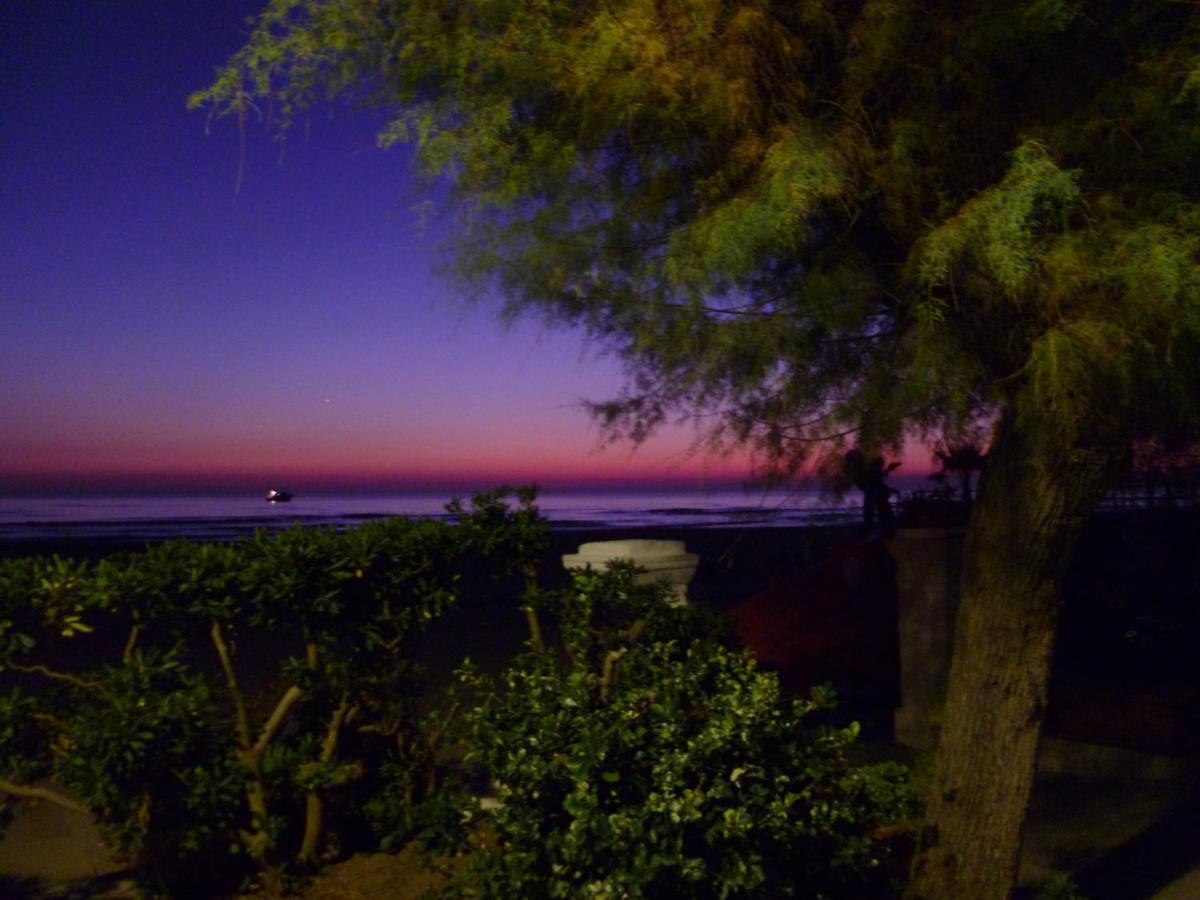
left=211, top=620, right=274, bottom=879
left=911, top=410, right=1114, bottom=899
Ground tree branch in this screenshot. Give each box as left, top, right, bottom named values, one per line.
left=122, top=624, right=140, bottom=665
left=210, top=620, right=253, bottom=753
left=600, top=647, right=629, bottom=704
left=298, top=702, right=353, bottom=866
left=252, top=686, right=305, bottom=762
left=523, top=606, right=545, bottom=652
left=32, top=711, right=69, bottom=732
left=7, top=663, right=108, bottom=696
left=211, top=618, right=276, bottom=876
left=0, top=779, right=86, bottom=814
left=426, top=701, right=460, bottom=751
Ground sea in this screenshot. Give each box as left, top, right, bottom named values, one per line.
left=0, top=488, right=860, bottom=549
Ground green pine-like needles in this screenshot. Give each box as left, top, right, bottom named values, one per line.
left=191, top=0, right=1200, bottom=470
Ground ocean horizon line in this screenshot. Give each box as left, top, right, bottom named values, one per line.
left=0, top=486, right=863, bottom=549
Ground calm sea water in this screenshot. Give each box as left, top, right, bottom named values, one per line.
left=0, top=488, right=859, bottom=546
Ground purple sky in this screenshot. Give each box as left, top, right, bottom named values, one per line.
left=0, top=2, right=927, bottom=495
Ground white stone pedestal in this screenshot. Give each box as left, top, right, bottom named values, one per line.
left=562, top=539, right=699, bottom=605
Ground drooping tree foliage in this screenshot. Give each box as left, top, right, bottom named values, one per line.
left=192, top=3, right=1200, bottom=896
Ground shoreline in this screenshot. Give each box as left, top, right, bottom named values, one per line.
left=0, top=517, right=861, bottom=572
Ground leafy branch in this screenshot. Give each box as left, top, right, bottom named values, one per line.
left=0, top=778, right=86, bottom=814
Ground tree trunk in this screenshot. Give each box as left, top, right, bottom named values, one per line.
left=297, top=702, right=350, bottom=867
left=911, top=410, right=1113, bottom=899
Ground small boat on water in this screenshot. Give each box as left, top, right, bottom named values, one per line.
left=265, top=489, right=293, bottom=503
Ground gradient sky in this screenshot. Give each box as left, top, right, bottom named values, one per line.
left=0, top=2, right=928, bottom=495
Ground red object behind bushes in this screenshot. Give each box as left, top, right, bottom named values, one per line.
left=729, top=538, right=899, bottom=700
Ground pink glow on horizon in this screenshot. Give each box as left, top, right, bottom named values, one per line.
left=1, top=431, right=937, bottom=494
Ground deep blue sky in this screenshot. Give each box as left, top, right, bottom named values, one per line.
left=0, top=0, right=758, bottom=493
left=0, top=2, right=928, bottom=495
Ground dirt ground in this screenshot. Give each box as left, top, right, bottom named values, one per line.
left=0, top=793, right=457, bottom=900
left=299, top=848, right=460, bottom=900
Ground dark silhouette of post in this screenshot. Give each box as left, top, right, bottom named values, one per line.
left=844, top=449, right=897, bottom=538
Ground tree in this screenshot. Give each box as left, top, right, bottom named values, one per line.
left=932, top=442, right=987, bottom=509
left=191, top=3, right=1200, bottom=896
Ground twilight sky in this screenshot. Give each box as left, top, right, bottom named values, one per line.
left=0, top=2, right=925, bottom=495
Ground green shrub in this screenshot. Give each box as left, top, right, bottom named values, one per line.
left=0, top=487, right=548, bottom=894
left=55, top=647, right=246, bottom=895
left=450, top=568, right=917, bottom=899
